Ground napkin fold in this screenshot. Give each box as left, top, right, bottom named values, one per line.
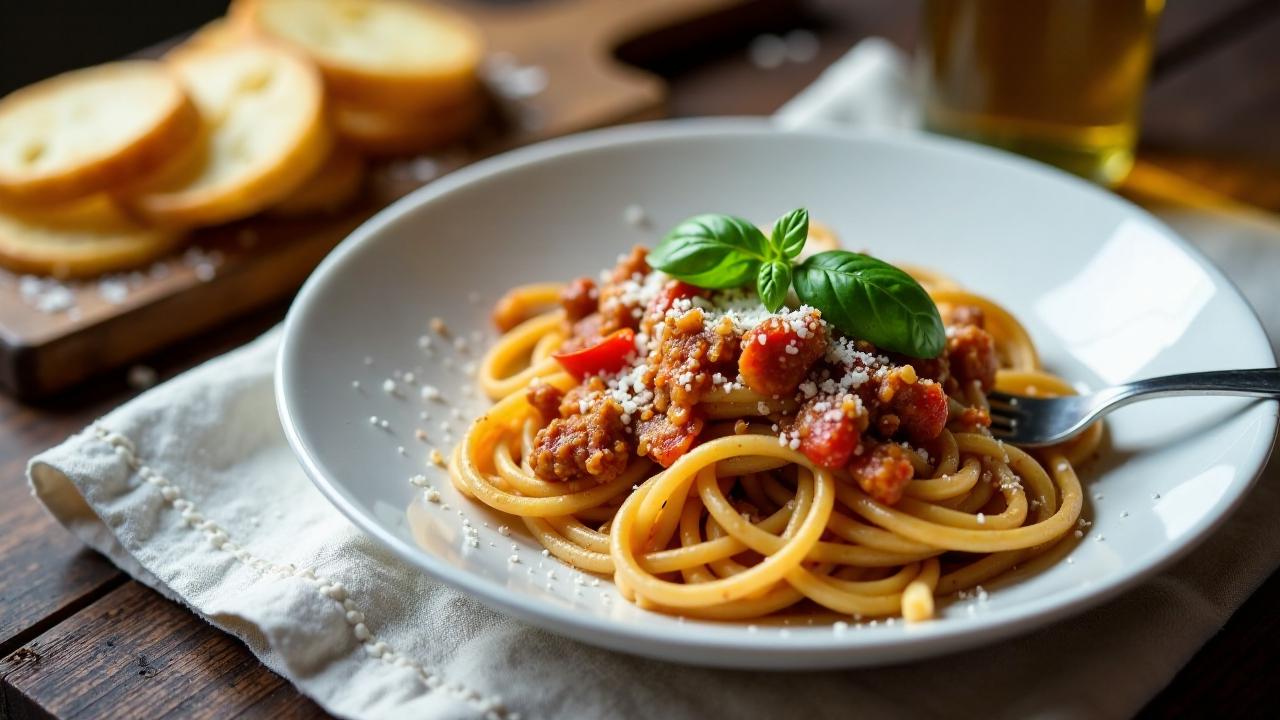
left=29, top=39, right=1280, bottom=720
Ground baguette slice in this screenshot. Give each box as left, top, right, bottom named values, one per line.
left=0, top=196, right=180, bottom=279
left=333, top=97, right=482, bottom=156
left=177, top=18, right=251, bottom=55
left=269, top=144, right=365, bottom=217
left=235, top=0, right=483, bottom=112
left=120, top=42, right=331, bottom=227
left=0, top=61, right=200, bottom=205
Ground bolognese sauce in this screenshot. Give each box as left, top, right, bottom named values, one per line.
left=520, top=248, right=1001, bottom=505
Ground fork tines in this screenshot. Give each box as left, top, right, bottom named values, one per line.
left=984, top=391, right=1022, bottom=439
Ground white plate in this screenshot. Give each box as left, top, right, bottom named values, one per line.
left=277, top=119, right=1277, bottom=669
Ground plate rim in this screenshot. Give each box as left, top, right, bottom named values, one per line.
left=276, top=117, right=1279, bottom=667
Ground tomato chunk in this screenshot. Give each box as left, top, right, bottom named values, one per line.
left=891, top=379, right=949, bottom=443
left=643, top=280, right=704, bottom=330
left=849, top=441, right=914, bottom=506
left=793, top=397, right=861, bottom=469
left=553, top=328, right=635, bottom=379
left=636, top=411, right=704, bottom=468
left=947, top=324, right=998, bottom=391
left=738, top=314, right=828, bottom=397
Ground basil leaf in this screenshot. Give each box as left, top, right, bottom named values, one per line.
left=770, top=208, right=809, bottom=260
left=647, top=214, right=769, bottom=289
left=793, top=251, right=945, bottom=358
left=757, top=260, right=791, bottom=313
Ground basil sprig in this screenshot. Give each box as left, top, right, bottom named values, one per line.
left=792, top=252, right=945, bottom=358
left=647, top=208, right=945, bottom=358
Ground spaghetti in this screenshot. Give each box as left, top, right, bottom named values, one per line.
left=449, top=228, right=1099, bottom=623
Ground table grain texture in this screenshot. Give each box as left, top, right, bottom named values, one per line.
left=3, top=1, right=1279, bottom=717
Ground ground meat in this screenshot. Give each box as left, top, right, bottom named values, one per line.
left=636, top=411, right=704, bottom=467
left=738, top=314, right=828, bottom=397
left=877, top=413, right=901, bottom=437
left=526, top=380, right=565, bottom=421
left=947, top=324, right=998, bottom=391
left=849, top=440, right=914, bottom=505
left=890, top=379, right=949, bottom=443
left=956, top=405, right=992, bottom=430
left=598, top=286, right=642, bottom=335
left=560, top=277, right=598, bottom=321
left=641, top=280, right=703, bottom=334
left=593, top=246, right=652, bottom=336
left=530, top=390, right=631, bottom=482
left=608, top=245, right=650, bottom=283
left=792, top=395, right=862, bottom=469
left=651, top=308, right=739, bottom=417
left=898, top=353, right=950, bottom=388
left=556, top=378, right=599, bottom=417
left=944, top=304, right=986, bottom=328
left=557, top=314, right=603, bottom=354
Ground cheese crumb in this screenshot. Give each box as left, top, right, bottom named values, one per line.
left=429, top=449, right=446, bottom=467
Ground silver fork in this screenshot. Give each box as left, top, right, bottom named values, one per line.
left=986, top=368, right=1280, bottom=446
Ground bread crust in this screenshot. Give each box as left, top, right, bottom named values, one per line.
left=0, top=61, right=200, bottom=205
left=0, top=196, right=180, bottom=279
left=119, top=42, right=332, bottom=227
left=333, top=97, right=483, bottom=156
left=233, top=0, right=483, bottom=113
left=269, top=144, right=365, bottom=217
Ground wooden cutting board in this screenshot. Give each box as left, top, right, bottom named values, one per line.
left=0, top=0, right=795, bottom=399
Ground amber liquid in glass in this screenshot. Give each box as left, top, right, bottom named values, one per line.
left=920, top=0, right=1163, bottom=186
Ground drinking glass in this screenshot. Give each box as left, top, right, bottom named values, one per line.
left=919, top=0, right=1164, bottom=186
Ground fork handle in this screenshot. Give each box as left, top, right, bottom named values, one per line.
left=1103, top=368, right=1280, bottom=408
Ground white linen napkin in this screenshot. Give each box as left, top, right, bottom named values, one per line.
left=29, top=40, right=1280, bottom=720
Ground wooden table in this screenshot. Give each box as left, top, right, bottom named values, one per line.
left=3, top=1, right=1278, bottom=717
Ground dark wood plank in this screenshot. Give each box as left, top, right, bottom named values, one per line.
left=0, top=296, right=287, bottom=659
left=0, top=461, right=121, bottom=660
left=0, top=377, right=127, bottom=656
left=1, top=581, right=329, bottom=720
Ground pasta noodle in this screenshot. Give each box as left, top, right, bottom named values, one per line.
left=447, top=243, right=1097, bottom=624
